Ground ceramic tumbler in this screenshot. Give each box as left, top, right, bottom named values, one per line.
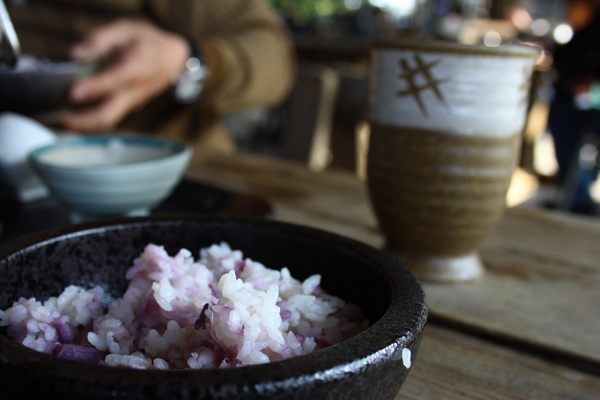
left=367, top=39, right=538, bottom=282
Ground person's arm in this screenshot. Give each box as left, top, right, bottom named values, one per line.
left=62, top=0, right=296, bottom=133
left=187, top=0, right=296, bottom=114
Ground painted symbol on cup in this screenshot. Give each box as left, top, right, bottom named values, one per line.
left=397, top=53, right=449, bottom=117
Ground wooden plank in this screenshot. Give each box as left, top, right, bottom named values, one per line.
left=187, top=152, right=382, bottom=246
left=400, top=324, right=600, bottom=400
left=189, top=153, right=600, bottom=366
left=423, top=206, right=600, bottom=366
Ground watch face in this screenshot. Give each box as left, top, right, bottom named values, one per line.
left=174, top=61, right=208, bottom=104
left=175, top=76, right=203, bottom=103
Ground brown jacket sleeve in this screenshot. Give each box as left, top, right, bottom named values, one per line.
left=151, top=0, right=296, bottom=114
left=144, top=0, right=297, bottom=150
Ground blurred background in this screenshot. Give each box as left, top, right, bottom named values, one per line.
left=226, top=0, right=599, bottom=216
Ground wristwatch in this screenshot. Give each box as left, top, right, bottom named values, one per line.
left=173, top=38, right=209, bottom=104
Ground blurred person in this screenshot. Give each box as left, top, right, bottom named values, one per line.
left=548, top=0, right=600, bottom=214
left=6, top=0, right=296, bottom=156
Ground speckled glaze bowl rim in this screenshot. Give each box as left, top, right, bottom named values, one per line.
left=28, top=134, right=192, bottom=173
left=0, top=216, right=428, bottom=394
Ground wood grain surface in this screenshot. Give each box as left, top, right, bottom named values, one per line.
left=188, top=152, right=600, bottom=397
left=400, top=325, right=600, bottom=400
left=425, top=206, right=600, bottom=367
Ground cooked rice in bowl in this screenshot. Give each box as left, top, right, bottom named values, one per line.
left=0, top=242, right=368, bottom=370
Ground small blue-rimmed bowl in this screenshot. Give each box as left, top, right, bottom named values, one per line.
left=29, top=134, right=192, bottom=221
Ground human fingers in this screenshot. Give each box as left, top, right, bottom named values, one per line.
left=69, top=58, right=134, bottom=104
left=70, top=19, right=139, bottom=62
left=61, top=89, right=135, bottom=132
left=64, top=63, right=174, bottom=133
left=69, top=21, right=188, bottom=106
left=69, top=20, right=146, bottom=103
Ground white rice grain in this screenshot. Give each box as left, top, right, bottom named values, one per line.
left=1, top=242, right=368, bottom=370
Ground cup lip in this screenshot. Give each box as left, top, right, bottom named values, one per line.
left=372, top=37, right=540, bottom=59
left=29, top=133, right=192, bottom=173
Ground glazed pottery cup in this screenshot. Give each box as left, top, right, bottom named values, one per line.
left=367, top=39, right=538, bottom=282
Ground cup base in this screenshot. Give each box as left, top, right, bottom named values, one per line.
left=386, top=250, right=484, bottom=282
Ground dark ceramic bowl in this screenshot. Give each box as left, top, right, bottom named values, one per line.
left=0, top=56, right=95, bottom=117
left=0, top=217, right=427, bottom=400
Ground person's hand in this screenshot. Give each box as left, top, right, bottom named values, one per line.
left=62, top=19, right=189, bottom=132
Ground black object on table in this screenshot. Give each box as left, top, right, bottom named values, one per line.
left=0, top=179, right=272, bottom=244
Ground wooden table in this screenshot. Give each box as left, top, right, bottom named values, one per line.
left=187, top=152, right=600, bottom=399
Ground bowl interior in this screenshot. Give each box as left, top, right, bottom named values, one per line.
left=0, top=218, right=395, bottom=322
left=30, top=135, right=189, bottom=170
left=0, top=217, right=427, bottom=399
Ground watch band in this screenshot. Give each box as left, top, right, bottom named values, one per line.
left=187, top=36, right=201, bottom=62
